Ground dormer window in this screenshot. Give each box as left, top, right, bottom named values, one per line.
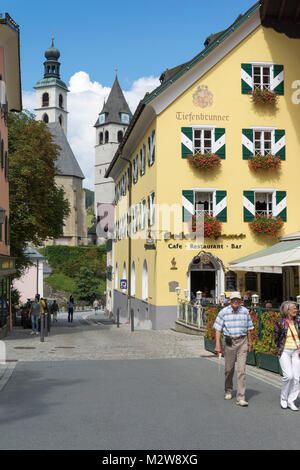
left=120, top=113, right=130, bottom=124
left=99, top=114, right=106, bottom=125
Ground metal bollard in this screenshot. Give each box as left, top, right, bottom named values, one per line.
left=40, top=315, right=44, bottom=342
left=130, top=309, right=134, bottom=332
left=117, top=309, right=120, bottom=328
left=44, top=314, right=48, bottom=337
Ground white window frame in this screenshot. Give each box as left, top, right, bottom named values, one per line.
left=253, top=189, right=276, bottom=217
left=133, top=155, right=138, bottom=184
left=140, top=144, right=146, bottom=176
left=193, top=188, right=216, bottom=217
left=148, top=192, right=155, bottom=227
left=140, top=199, right=146, bottom=230
left=252, top=63, right=271, bottom=90
left=192, top=126, right=215, bottom=154
left=252, top=127, right=275, bottom=156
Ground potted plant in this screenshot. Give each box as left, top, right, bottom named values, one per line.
left=253, top=310, right=282, bottom=374
left=247, top=310, right=260, bottom=366
left=250, top=87, right=278, bottom=105
left=191, top=213, right=222, bottom=239
left=187, top=152, right=221, bottom=170
left=249, top=214, right=284, bottom=237
left=248, top=154, right=281, bottom=172
left=204, top=305, right=219, bottom=353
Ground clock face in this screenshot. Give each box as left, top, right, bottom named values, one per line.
left=121, top=113, right=129, bottom=124
left=99, top=114, right=105, bottom=125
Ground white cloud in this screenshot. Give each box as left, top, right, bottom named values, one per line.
left=22, top=71, right=160, bottom=191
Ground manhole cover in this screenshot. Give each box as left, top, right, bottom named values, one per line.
left=14, top=347, right=36, bottom=350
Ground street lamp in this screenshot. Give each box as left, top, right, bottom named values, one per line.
left=219, top=293, right=225, bottom=306
left=196, top=290, right=202, bottom=303
left=175, top=286, right=180, bottom=297
left=184, top=289, right=189, bottom=300
left=252, top=294, right=259, bottom=306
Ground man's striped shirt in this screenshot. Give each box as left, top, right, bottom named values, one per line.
left=213, top=305, right=254, bottom=337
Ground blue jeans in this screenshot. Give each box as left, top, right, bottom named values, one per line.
left=31, top=315, right=39, bottom=333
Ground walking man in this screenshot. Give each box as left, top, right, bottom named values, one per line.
left=68, top=298, right=74, bottom=323
left=29, top=296, right=41, bottom=336
left=214, top=292, right=254, bottom=406
left=93, top=298, right=99, bottom=314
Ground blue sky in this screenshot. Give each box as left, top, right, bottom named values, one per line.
left=3, top=0, right=257, bottom=190
left=5, top=0, right=256, bottom=91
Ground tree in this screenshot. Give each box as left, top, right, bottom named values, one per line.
left=8, top=111, right=70, bottom=275
left=74, top=266, right=104, bottom=301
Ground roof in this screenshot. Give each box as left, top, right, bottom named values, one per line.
left=34, top=77, right=68, bottom=91
left=143, top=2, right=260, bottom=105
left=95, top=75, right=132, bottom=127
left=48, top=122, right=85, bottom=179
left=229, top=239, right=300, bottom=274
left=260, top=0, right=300, bottom=38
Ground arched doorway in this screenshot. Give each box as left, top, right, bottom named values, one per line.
left=188, top=251, right=224, bottom=303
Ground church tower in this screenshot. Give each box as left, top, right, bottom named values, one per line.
left=34, top=39, right=68, bottom=135
left=94, top=75, right=132, bottom=213
left=34, top=40, right=87, bottom=246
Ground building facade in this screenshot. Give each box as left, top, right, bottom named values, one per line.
left=0, top=13, right=22, bottom=331
left=34, top=41, right=87, bottom=246
left=106, top=2, right=300, bottom=329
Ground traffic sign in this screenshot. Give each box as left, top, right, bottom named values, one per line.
left=120, top=279, right=127, bottom=290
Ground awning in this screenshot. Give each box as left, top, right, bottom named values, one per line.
left=229, top=239, right=300, bottom=274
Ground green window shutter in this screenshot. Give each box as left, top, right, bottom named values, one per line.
left=215, top=190, right=227, bottom=221
left=213, top=128, right=226, bottom=159
left=181, top=127, right=193, bottom=158
left=243, top=191, right=255, bottom=221
left=272, top=65, right=284, bottom=95
left=151, top=130, right=155, bottom=165
left=241, top=63, right=253, bottom=94
left=273, top=129, right=285, bottom=160
left=242, top=129, right=254, bottom=160
left=182, top=190, right=194, bottom=222
left=275, top=191, right=287, bottom=221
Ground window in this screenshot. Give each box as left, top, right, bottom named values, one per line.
left=117, top=130, right=123, bottom=143
left=195, top=191, right=214, bottom=216
left=253, top=65, right=271, bottom=90
left=122, top=262, right=127, bottom=283
left=59, top=115, right=63, bottom=126
left=245, top=272, right=257, bottom=291
left=59, top=94, right=64, bottom=109
left=142, top=260, right=148, bottom=300
left=225, top=271, right=237, bottom=291
left=255, top=192, right=273, bottom=216
left=254, top=130, right=272, bottom=156
left=99, top=132, right=103, bottom=145
left=105, top=131, right=109, bottom=143
left=133, top=155, right=138, bottom=184
left=43, top=114, right=49, bottom=124
left=148, top=130, right=155, bottom=166
left=132, top=205, right=138, bottom=233
left=140, top=199, right=146, bottom=230
left=42, top=93, right=49, bottom=107
left=193, top=128, right=213, bottom=154
left=148, top=192, right=155, bottom=226
left=140, top=144, right=146, bottom=176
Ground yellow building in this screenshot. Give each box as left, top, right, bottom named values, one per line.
left=106, top=1, right=300, bottom=329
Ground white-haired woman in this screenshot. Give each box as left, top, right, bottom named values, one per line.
left=274, top=301, right=300, bottom=411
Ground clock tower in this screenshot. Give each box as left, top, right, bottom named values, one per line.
left=94, top=74, right=132, bottom=213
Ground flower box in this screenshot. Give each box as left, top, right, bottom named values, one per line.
left=204, top=337, right=216, bottom=353
left=248, top=154, right=281, bottom=172
left=249, top=214, right=284, bottom=237
left=246, top=350, right=256, bottom=366
left=250, top=88, right=278, bottom=105
left=187, top=153, right=221, bottom=170
left=256, top=352, right=282, bottom=374
left=191, top=213, right=222, bottom=239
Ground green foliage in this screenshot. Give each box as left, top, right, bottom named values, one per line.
left=84, top=188, right=94, bottom=209
left=204, top=306, right=219, bottom=340
left=73, top=266, right=105, bottom=301
left=45, top=272, right=76, bottom=293
left=8, top=111, right=70, bottom=276
left=253, top=310, right=281, bottom=355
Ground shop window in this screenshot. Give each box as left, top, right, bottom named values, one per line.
left=245, top=272, right=257, bottom=291
left=225, top=271, right=237, bottom=291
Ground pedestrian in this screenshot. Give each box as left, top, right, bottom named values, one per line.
left=93, top=298, right=99, bottom=314
left=68, top=297, right=74, bottom=323
left=274, top=301, right=300, bottom=411
left=29, top=295, right=41, bottom=335
left=50, top=300, right=59, bottom=323
left=214, top=291, right=254, bottom=407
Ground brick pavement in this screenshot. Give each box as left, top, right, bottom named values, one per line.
left=0, top=309, right=282, bottom=391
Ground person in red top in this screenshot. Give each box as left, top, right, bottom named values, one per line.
left=274, top=301, right=300, bottom=411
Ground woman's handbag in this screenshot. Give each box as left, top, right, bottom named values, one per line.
left=284, top=319, right=300, bottom=357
